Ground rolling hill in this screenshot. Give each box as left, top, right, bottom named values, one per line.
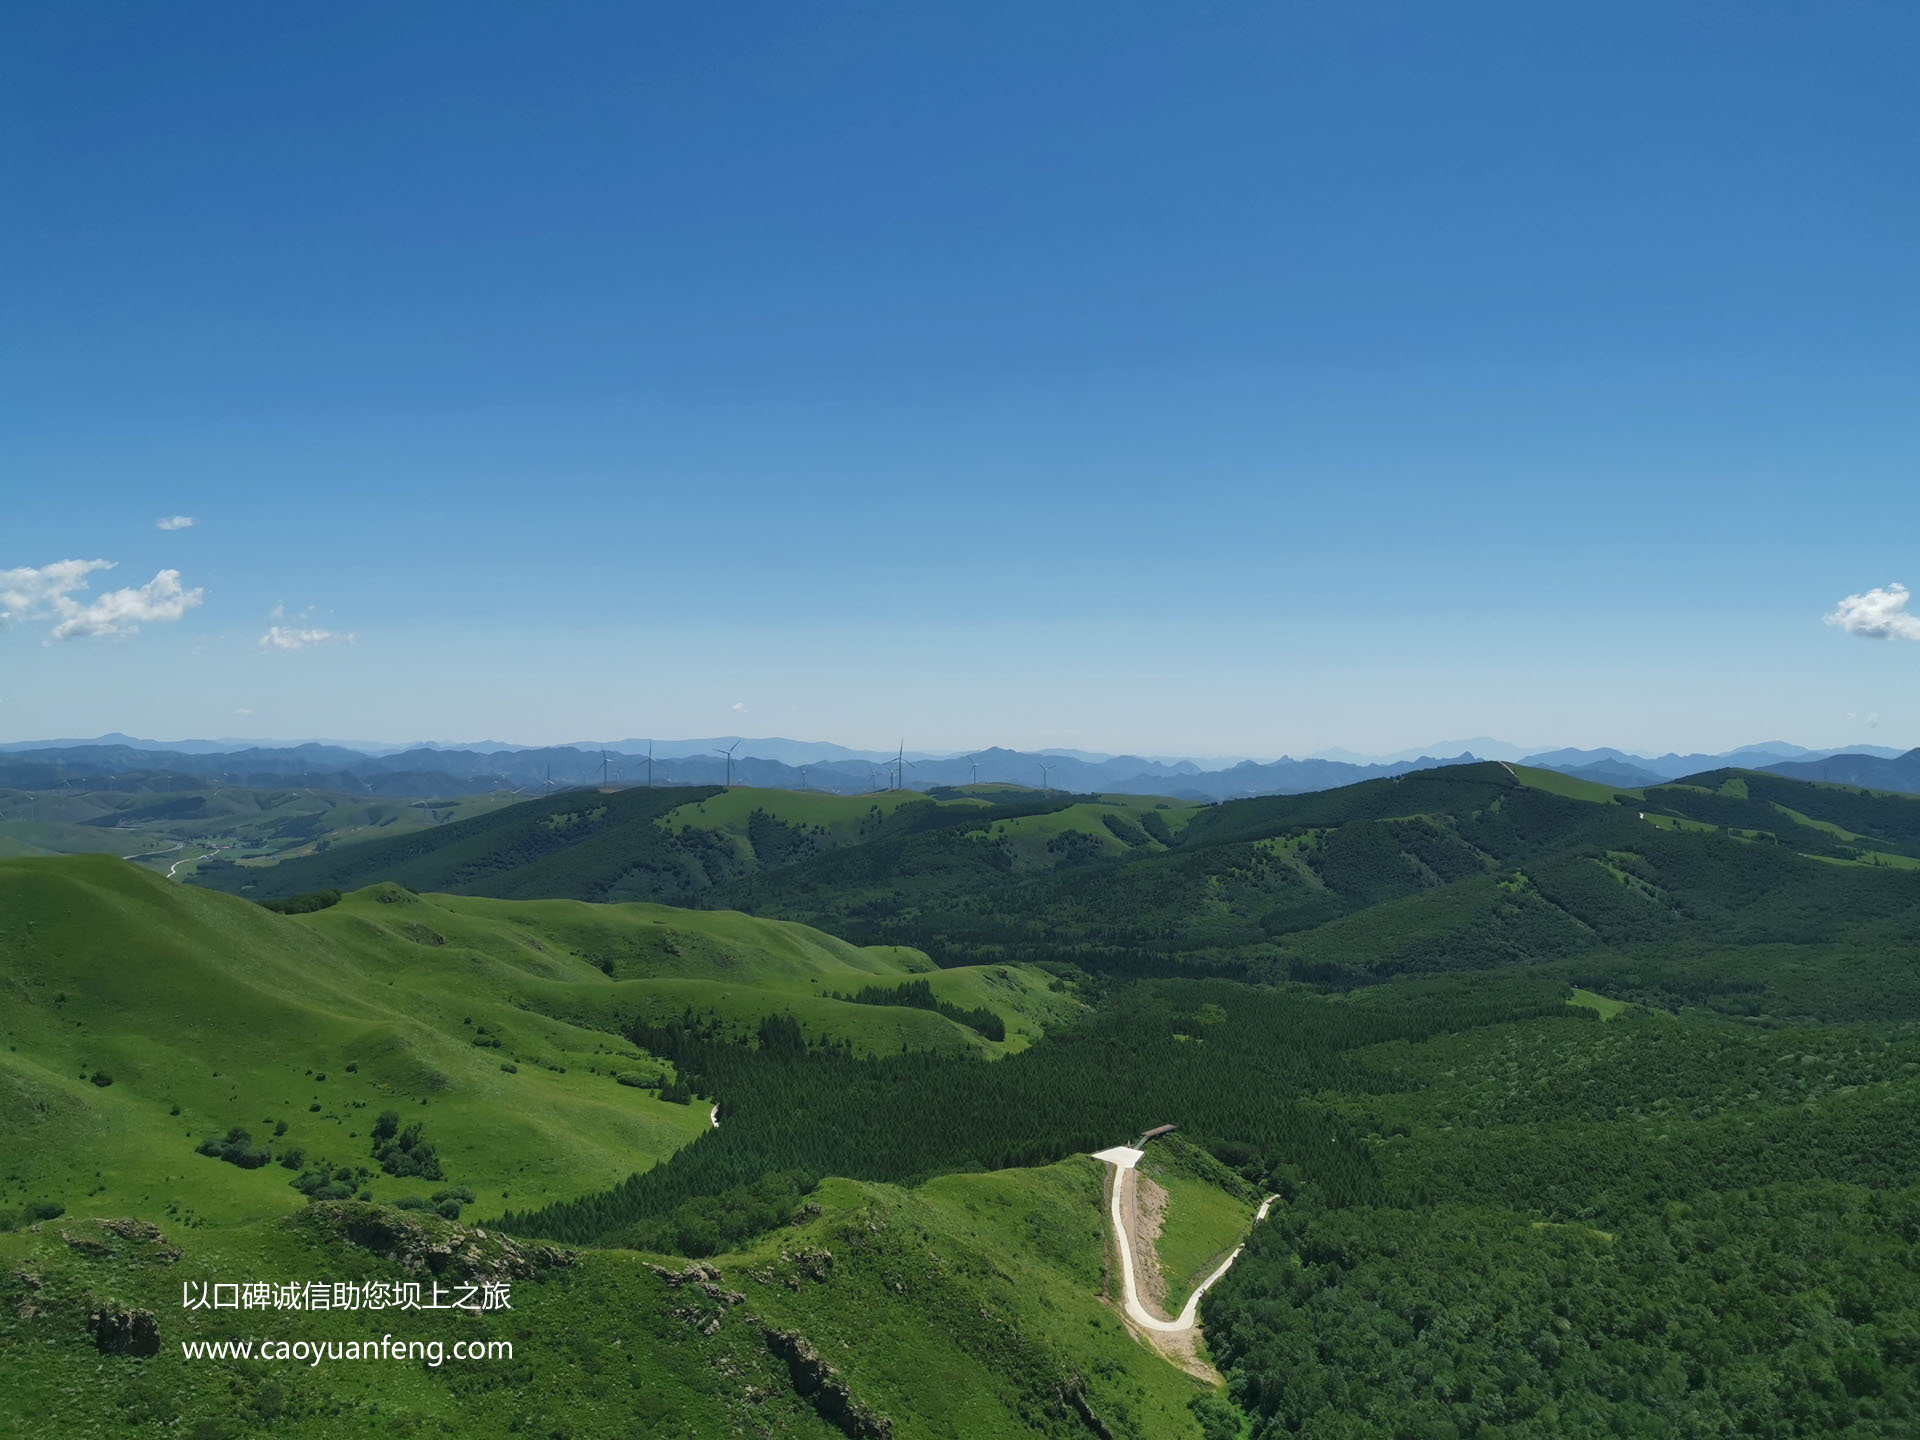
left=13, top=761, right=1920, bottom=1436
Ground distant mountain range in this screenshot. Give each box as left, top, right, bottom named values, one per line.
left=3, top=734, right=1917, bottom=799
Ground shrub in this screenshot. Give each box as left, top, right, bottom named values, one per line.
left=24, top=1200, right=64, bottom=1222
left=197, top=1127, right=271, bottom=1169
left=259, top=890, right=342, bottom=915
left=89, top=1070, right=113, bottom=1087
left=372, top=1119, right=444, bottom=1180
left=290, top=1168, right=354, bottom=1202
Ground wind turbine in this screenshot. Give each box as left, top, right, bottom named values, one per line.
left=967, top=754, right=981, bottom=785
left=891, top=741, right=918, bottom=791
left=716, top=741, right=741, bottom=787
left=646, top=740, right=655, bottom=789
left=599, top=749, right=614, bottom=787
left=1038, top=761, right=1054, bottom=792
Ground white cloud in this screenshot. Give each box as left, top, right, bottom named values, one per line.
left=235, top=707, right=254, bottom=717
left=155, top=515, right=196, bottom=531
left=1, top=559, right=203, bottom=641
left=259, top=625, right=352, bottom=652
left=1, top=559, right=112, bottom=625
left=49, top=569, right=205, bottom=640
left=732, top=700, right=747, bottom=712
left=1825, top=584, right=1920, bottom=641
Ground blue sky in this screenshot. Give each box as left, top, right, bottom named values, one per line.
left=3, top=2, right=1916, bottom=756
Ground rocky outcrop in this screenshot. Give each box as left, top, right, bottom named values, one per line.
left=291, top=1202, right=574, bottom=1283
left=763, top=1326, right=892, bottom=1440
left=748, top=1247, right=835, bottom=1290
left=89, top=1303, right=160, bottom=1357
left=646, top=1261, right=745, bottom=1335
left=645, top=1261, right=745, bottom=1306
left=77, top=1217, right=182, bottom=1264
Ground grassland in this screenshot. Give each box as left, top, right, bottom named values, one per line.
left=0, top=858, right=1069, bottom=1236
left=1, top=856, right=1169, bottom=1437
left=0, top=784, right=518, bottom=877
left=984, top=795, right=1200, bottom=871
left=1510, top=765, right=1638, bottom=804
left=0, top=1156, right=1221, bottom=1439
left=17, top=761, right=1920, bottom=1435
left=1138, top=1138, right=1257, bottom=1313
left=0, top=858, right=713, bottom=1227
left=1567, top=987, right=1632, bottom=1020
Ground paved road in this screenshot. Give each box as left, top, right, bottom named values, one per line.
left=169, top=847, right=225, bottom=879
left=121, top=840, right=184, bottom=862
left=1092, top=1144, right=1277, bottom=1334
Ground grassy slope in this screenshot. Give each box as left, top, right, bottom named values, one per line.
left=1510, top=765, right=1638, bottom=804
left=1, top=857, right=1180, bottom=1438
left=1567, top=987, right=1632, bottom=1020
left=0, top=859, right=1068, bottom=1233
left=1139, top=1139, right=1256, bottom=1312
left=985, top=796, right=1199, bottom=871
left=0, top=857, right=713, bottom=1227
left=301, top=887, right=1075, bottom=1058
left=658, top=786, right=934, bottom=844
left=0, top=1159, right=1214, bottom=1439
left=0, top=785, right=517, bottom=873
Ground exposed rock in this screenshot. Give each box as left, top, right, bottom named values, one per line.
left=1059, top=1374, right=1118, bottom=1440
left=92, top=1217, right=181, bottom=1264
left=94, top=1217, right=162, bottom=1242
left=291, top=1202, right=575, bottom=1283
left=57, top=1228, right=113, bottom=1258
left=10, top=1270, right=44, bottom=1323
left=90, top=1304, right=160, bottom=1357
left=764, top=1326, right=892, bottom=1440
left=645, top=1261, right=744, bottom=1306
left=784, top=1248, right=834, bottom=1282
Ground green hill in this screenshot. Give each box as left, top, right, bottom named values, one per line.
left=15, top=762, right=1920, bottom=1437
left=0, top=783, right=518, bottom=873
left=190, top=784, right=1129, bottom=906
left=0, top=858, right=1069, bottom=1230
left=0, top=856, right=1211, bottom=1439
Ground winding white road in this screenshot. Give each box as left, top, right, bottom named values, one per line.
left=169, top=847, right=225, bottom=879
left=1093, top=1144, right=1277, bottom=1334
left=121, top=839, right=184, bottom=862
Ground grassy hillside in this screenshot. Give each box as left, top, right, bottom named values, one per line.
left=0, top=1158, right=1221, bottom=1439
left=2, top=857, right=1153, bottom=1437
left=297, top=885, right=1075, bottom=1057
left=191, top=784, right=1118, bottom=906
left=0, top=784, right=517, bottom=874
left=16, top=761, right=1920, bottom=1436
left=1138, top=1137, right=1257, bottom=1312
left=0, top=859, right=1070, bottom=1232
left=0, top=857, right=713, bottom=1228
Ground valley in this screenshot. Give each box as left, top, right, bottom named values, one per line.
left=6, top=761, right=1920, bottom=1436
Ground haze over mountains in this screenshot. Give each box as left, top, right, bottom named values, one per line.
left=2, top=734, right=1915, bottom=799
